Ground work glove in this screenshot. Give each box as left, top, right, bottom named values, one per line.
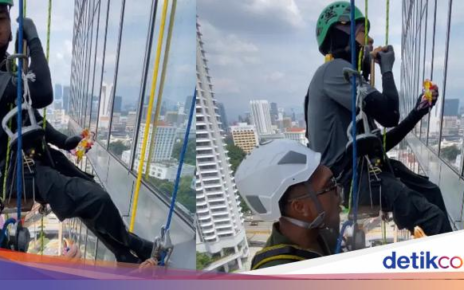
left=63, top=135, right=82, bottom=151
left=375, top=45, right=395, bottom=75
left=414, top=85, right=439, bottom=117
left=16, top=17, right=39, bottom=43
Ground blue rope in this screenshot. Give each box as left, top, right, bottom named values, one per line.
left=0, top=218, right=17, bottom=246
left=158, top=88, right=196, bottom=266
left=335, top=0, right=359, bottom=254
left=335, top=220, right=353, bottom=254
left=16, top=0, right=25, bottom=222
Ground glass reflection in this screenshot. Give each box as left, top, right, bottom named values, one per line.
left=438, top=0, right=464, bottom=172
left=427, top=0, right=449, bottom=151
left=96, top=0, right=123, bottom=147
left=108, top=0, right=155, bottom=163
left=132, top=0, right=196, bottom=216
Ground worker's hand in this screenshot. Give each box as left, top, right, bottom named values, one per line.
left=414, top=85, right=439, bottom=116
left=63, top=135, right=82, bottom=151
left=16, top=17, right=39, bottom=43
left=373, top=45, right=395, bottom=75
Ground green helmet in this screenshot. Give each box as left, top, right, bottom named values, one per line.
left=316, top=1, right=368, bottom=55
left=0, top=0, right=13, bottom=7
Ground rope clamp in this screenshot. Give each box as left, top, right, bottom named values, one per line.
left=151, top=226, right=173, bottom=267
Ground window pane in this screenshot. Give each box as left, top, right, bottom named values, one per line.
left=427, top=0, right=449, bottom=151
left=108, top=0, right=154, bottom=163
left=96, top=0, right=123, bottom=147
left=439, top=0, right=464, bottom=171
left=420, top=0, right=435, bottom=143
left=90, top=0, right=109, bottom=132
left=134, top=0, right=196, bottom=216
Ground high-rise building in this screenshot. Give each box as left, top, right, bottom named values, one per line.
left=196, top=20, right=248, bottom=272
left=63, top=86, right=70, bottom=112
left=250, top=100, right=273, bottom=135
left=135, top=123, right=177, bottom=162
left=185, top=95, right=194, bottom=115
left=217, top=102, right=229, bottom=132
left=283, top=117, right=292, bottom=130
left=444, top=99, right=460, bottom=117
left=99, top=82, right=114, bottom=118
left=126, top=111, right=137, bottom=131
left=166, top=111, right=179, bottom=125
left=270, top=102, right=278, bottom=126
left=114, top=96, right=122, bottom=113
left=55, top=84, right=63, bottom=100
left=230, top=123, right=259, bottom=154
left=284, top=128, right=308, bottom=146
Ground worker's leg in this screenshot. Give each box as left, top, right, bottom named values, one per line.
left=389, top=159, right=451, bottom=228
left=379, top=170, right=452, bottom=235
left=48, top=148, right=95, bottom=181
left=33, top=162, right=153, bottom=263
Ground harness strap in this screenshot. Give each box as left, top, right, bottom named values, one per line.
left=251, top=244, right=321, bottom=270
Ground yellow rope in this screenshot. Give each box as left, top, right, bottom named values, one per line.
left=145, top=0, right=178, bottom=179
left=129, top=0, right=171, bottom=232
left=43, top=0, right=52, bottom=132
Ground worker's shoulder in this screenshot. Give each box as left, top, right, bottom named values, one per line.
left=324, top=58, right=351, bottom=74
left=313, top=58, right=350, bottom=81
left=251, top=244, right=323, bottom=271
left=254, top=258, right=296, bottom=270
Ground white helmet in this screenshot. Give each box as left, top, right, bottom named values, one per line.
left=235, top=139, right=321, bottom=221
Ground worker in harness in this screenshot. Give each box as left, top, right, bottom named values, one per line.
left=235, top=139, right=341, bottom=270
left=0, top=0, right=153, bottom=263
left=305, top=1, right=452, bottom=236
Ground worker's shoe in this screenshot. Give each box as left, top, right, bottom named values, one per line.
left=115, top=250, right=141, bottom=264
left=128, top=233, right=154, bottom=261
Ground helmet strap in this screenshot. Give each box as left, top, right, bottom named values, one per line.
left=282, top=213, right=326, bottom=230
left=281, top=182, right=327, bottom=230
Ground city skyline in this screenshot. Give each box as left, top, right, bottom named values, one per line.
left=197, top=0, right=403, bottom=121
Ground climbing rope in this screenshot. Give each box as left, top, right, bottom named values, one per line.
left=16, top=0, right=25, bottom=223
left=382, top=0, right=390, bottom=157
left=145, top=0, right=178, bottom=180
left=129, top=0, right=170, bottom=233
left=158, top=88, right=195, bottom=266
left=43, top=0, right=52, bottom=132
left=336, top=0, right=359, bottom=254
left=39, top=0, right=53, bottom=255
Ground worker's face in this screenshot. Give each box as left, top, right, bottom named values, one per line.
left=289, top=165, right=341, bottom=228
left=355, top=24, right=374, bottom=51
left=0, top=7, right=11, bottom=49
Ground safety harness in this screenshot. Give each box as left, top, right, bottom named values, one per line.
left=251, top=244, right=322, bottom=270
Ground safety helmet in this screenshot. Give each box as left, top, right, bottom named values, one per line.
left=0, top=0, right=13, bottom=7
left=235, top=139, right=321, bottom=221
left=316, top=1, right=368, bottom=55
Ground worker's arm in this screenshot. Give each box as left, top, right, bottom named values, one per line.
left=33, top=109, right=82, bottom=150
left=323, top=46, right=399, bottom=128
left=2, top=18, right=53, bottom=108
left=385, top=89, right=439, bottom=152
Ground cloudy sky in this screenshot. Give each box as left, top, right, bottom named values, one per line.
left=7, top=0, right=195, bottom=108
left=197, top=0, right=402, bottom=122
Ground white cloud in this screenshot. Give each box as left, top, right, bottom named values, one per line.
left=265, top=71, right=285, bottom=82
left=244, top=0, right=305, bottom=29
left=213, top=77, right=241, bottom=94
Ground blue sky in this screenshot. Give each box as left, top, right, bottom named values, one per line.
left=197, top=0, right=402, bottom=122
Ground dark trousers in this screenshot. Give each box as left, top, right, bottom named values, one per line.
left=6, top=148, right=152, bottom=263
left=345, top=158, right=452, bottom=236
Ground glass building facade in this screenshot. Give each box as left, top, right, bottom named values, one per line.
left=401, top=0, right=464, bottom=230
left=66, top=0, right=196, bottom=266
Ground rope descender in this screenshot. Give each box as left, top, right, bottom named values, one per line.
left=151, top=226, right=173, bottom=267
